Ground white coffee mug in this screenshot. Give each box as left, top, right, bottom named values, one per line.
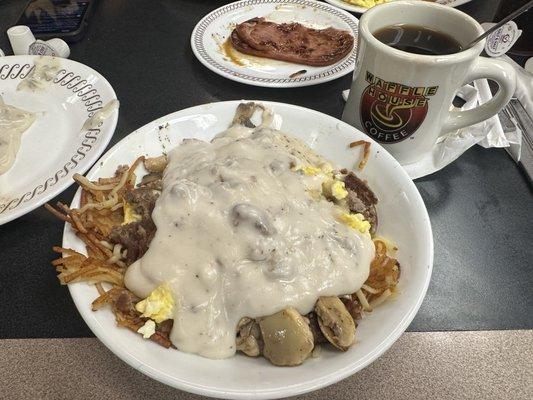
left=342, top=0, right=516, bottom=165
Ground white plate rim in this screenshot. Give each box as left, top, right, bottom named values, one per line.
left=63, top=100, right=433, bottom=399
left=190, top=0, right=359, bottom=88
left=324, top=0, right=474, bottom=14
left=0, top=55, right=118, bottom=225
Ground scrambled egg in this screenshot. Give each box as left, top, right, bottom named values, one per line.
left=294, top=163, right=350, bottom=203
left=294, top=164, right=369, bottom=235
left=323, top=179, right=348, bottom=200
left=123, top=202, right=142, bottom=225
left=339, top=213, right=371, bottom=234
left=293, top=163, right=352, bottom=206
left=135, top=283, right=174, bottom=323
left=342, top=0, right=387, bottom=8
left=293, top=163, right=333, bottom=177
left=301, top=165, right=322, bottom=176
left=137, top=319, right=156, bottom=339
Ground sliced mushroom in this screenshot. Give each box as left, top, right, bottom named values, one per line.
left=144, top=155, right=167, bottom=173
left=237, top=335, right=260, bottom=357
left=268, top=160, right=287, bottom=175
left=231, top=102, right=264, bottom=128
left=231, top=203, right=276, bottom=236
left=139, top=172, right=162, bottom=190
left=340, top=296, right=362, bottom=322
left=259, top=307, right=314, bottom=366
left=236, top=317, right=262, bottom=357
left=315, top=296, right=356, bottom=351
left=306, top=312, right=327, bottom=344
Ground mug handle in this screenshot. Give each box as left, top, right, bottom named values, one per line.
left=441, top=57, right=516, bottom=134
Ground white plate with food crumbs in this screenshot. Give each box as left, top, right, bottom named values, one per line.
left=191, top=0, right=359, bottom=87
left=57, top=100, right=432, bottom=399
left=325, top=0, right=473, bottom=14
left=0, top=55, right=118, bottom=225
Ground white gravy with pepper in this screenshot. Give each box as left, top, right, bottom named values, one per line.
left=124, top=120, right=374, bottom=359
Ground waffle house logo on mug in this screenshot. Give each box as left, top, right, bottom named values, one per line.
left=360, top=72, right=438, bottom=143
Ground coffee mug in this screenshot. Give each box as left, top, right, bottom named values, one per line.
left=342, top=0, right=517, bottom=165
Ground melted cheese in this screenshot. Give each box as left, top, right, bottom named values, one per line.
left=124, top=123, right=374, bottom=359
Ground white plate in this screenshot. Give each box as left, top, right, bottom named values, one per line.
left=191, top=0, right=359, bottom=88
left=325, top=0, right=473, bottom=14
left=0, top=56, right=118, bottom=225
left=63, top=101, right=433, bottom=399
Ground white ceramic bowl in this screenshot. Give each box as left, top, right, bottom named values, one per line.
left=62, top=101, right=433, bottom=399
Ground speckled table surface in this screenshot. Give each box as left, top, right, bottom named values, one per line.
left=2, top=331, right=532, bottom=400
left=0, top=0, right=532, bottom=399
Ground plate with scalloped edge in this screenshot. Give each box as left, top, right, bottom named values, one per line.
left=191, top=0, right=359, bottom=88
left=0, top=55, right=118, bottom=225
left=324, top=0, right=474, bottom=15
left=62, top=100, right=433, bottom=399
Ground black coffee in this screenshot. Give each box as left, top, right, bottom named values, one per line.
left=374, top=24, right=463, bottom=56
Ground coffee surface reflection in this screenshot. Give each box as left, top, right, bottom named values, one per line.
left=374, top=24, right=463, bottom=56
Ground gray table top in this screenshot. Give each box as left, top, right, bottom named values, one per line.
left=2, top=331, right=532, bottom=400
left=0, top=0, right=531, bottom=340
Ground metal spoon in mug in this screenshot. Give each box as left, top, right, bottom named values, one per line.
left=464, top=0, right=533, bottom=50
